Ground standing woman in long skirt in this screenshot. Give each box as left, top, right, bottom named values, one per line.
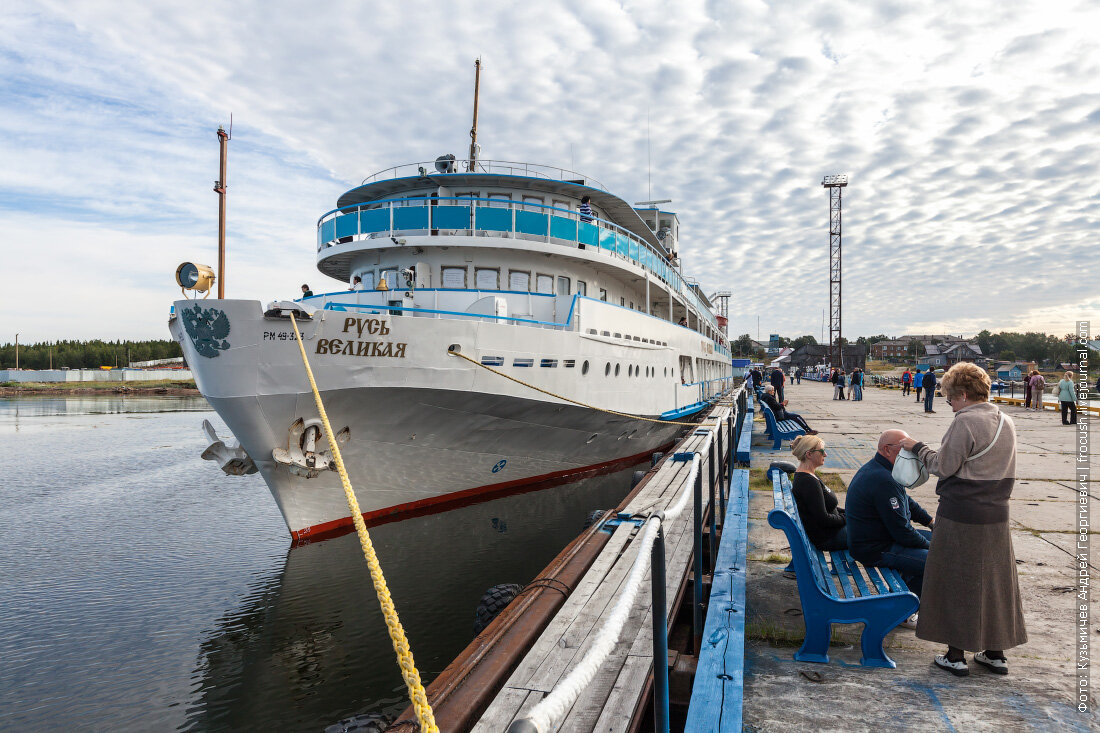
left=900, top=362, right=1027, bottom=676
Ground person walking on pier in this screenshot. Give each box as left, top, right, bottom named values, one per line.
left=900, top=363, right=1027, bottom=677
left=795, top=367, right=803, bottom=385
left=901, top=368, right=912, bottom=397
left=923, top=368, right=938, bottom=413
left=770, top=367, right=786, bottom=403
left=1028, top=371, right=1046, bottom=411
left=1023, top=370, right=1034, bottom=409
left=1058, top=372, right=1077, bottom=424
left=914, top=369, right=924, bottom=402
left=832, top=369, right=845, bottom=400
left=791, top=435, right=847, bottom=551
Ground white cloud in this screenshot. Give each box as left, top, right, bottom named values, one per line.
left=1, top=0, right=1097, bottom=343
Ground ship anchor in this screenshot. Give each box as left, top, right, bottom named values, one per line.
left=272, top=417, right=350, bottom=478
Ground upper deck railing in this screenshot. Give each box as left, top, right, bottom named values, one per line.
left=359, top=159, right=609, bottom=191
left=316, top=196, right=724, bottom=338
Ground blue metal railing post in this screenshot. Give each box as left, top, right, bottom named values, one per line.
left=693, top=456, right=704, bottom=654
left=708, top=438, right=717, bottom=572
left=650, top=517, right=670, bottom=733
left=717, top=424, right=726, bottom=521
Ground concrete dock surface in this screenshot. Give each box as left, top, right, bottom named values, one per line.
left=743, top=378, right=1096, bottom=732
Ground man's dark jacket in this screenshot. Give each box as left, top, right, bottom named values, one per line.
left=759, top=392, right=790, bottom=421
left=923, top=370, right=937, bottom=391
left=844, top=453, right=933, bottom=565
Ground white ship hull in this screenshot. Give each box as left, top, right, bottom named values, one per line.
left=171, top=298, right=715, bottom=539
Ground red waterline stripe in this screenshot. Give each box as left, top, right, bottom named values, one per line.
left=290, top=443, right=674, bottom=546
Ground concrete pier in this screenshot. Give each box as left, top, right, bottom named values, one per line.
left=743, top=378, right=1096, bottom=731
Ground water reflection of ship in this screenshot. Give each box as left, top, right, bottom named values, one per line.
left=182, top=465, right=644, bottom=731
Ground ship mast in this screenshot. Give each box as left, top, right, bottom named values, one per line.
left=214, top=119, right=231, bottom=298
left=468, top=58, right=481, bottom=172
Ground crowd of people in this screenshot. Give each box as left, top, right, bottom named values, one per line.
left=784, top=362, right=1027, bottom=678
left=824, top=367, right=865, bottom=400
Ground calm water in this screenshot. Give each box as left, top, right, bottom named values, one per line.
left=0, top=396, right=641, bottom=732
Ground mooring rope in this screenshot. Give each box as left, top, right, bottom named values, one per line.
left=288, top=314, right=438, bottom=733
left=510, top=419, right=725, bottom=733
left=448, top=349, right=727, bottom=426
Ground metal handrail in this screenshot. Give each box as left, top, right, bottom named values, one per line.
left=315, top=196, right=723, bottom=338
left=358, top=159, right=608, bottom=191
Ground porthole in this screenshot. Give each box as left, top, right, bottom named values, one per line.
left=582, top=360, right=590, bottom=375
left=634, top=364, right=639, bottom=376
left=615, top=364, right=620, bottom=377
left=605, top=362, right=611, bottom=376
left=628, top=365, right=633, bottom=377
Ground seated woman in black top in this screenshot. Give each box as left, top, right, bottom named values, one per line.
left=789, top=434, right=847, bottom=551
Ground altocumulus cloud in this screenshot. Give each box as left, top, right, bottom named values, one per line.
left=0, top=0, right=1097, bottom=341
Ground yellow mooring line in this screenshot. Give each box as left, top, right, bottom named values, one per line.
left=288, top=314, right=438, bottom=733
left=448, top=349, right=718, bottom=426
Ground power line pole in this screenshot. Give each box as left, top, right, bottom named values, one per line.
left=822, top=175, right=848, bottom=369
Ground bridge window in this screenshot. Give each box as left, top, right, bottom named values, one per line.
left=488, top=192, right=512, bottom=208
left=599, top=289, right=607, bottom=302
left=508, top=270, right=530, bottom=291
left=475, top=268, right=499, bottom=290
left=557, top=276, right=570, bottom=296
left=536, top=274, right=554, bottom=294
left=380, top=269, right=398, bottom=290
left=577, top=280, right=587, bottom=296
left=355, top=271, right=375, bottom=290
left=442, top=267, right=466, bottom=289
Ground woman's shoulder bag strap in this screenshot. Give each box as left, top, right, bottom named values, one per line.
left=966, top=410, right=1006, bottom=462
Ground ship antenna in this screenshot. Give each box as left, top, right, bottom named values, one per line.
left=214, top=114, right=232, bottom=298
left=468, top=58, right=482, bottom=172
left=647, top=109, right=652, bottom=201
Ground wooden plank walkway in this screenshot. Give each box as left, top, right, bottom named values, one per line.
left=472, top=403, right=732, bottom=732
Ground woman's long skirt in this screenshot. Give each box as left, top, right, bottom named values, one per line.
left=916, top=515, right=1028, bottom=651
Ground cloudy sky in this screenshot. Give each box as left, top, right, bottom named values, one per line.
left=1, top=0, right=1097, bottom=344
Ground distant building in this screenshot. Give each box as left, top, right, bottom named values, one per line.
left=994, top=361, right=1037, bottom=380
left=869, top=339, right=910, bottom=361
left=787, top=344, right=866, bottom=370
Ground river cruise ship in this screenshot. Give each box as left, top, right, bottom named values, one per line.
left=171, top=157, right=733, bottom=540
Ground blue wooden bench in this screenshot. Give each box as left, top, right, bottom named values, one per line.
left=735, top=395, right=754, bottom=463
left=758, top=402, right=806, bottom=450
left=766, top=469, right=919, bottom=668
left=685, top=468, right=750, bottom=730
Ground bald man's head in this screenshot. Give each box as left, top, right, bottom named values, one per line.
left=878, top=429, right=910, bottom=463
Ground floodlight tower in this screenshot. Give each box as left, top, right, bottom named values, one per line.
left=822, top=174, right=848, bottom=369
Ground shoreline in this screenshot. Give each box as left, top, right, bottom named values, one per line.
left=0, top=381, right=200, bottom=397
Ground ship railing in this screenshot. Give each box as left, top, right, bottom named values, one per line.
left=316, top=196, right=721, bottom=336
left=359, top=159, right=608, bottom=191
left=315, top=291, right=578, bottom=331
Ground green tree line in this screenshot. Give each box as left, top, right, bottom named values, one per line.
left=0, top=339, right=182, bottom=370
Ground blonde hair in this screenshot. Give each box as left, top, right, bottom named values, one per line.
left=941, top=362, right=991, bottom=401
left=791, top=434, right=825, bottom=461
left=1065, top=371, right=1074, bottom=380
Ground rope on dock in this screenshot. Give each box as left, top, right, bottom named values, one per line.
left=448, top=349, right=724, bottom=426
left=288, top=313, right=439, bottom=733
left=508, top=414, right=726, bottom=733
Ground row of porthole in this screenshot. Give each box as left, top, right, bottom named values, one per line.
left=599, top=362, right=670, bottom=378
